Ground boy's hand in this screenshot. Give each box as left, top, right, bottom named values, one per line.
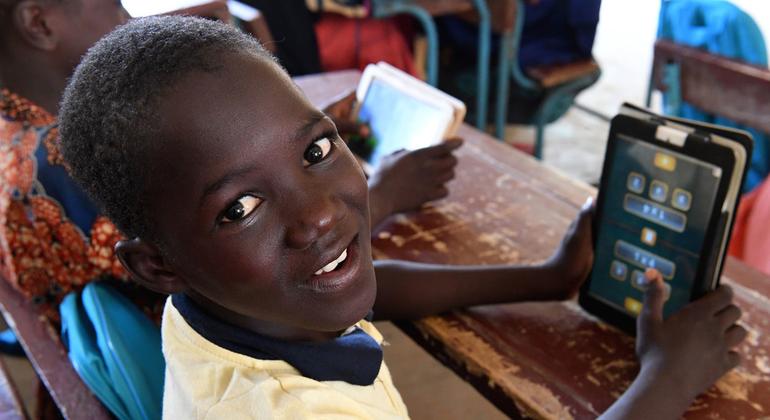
left=545, top=197, right=595, bottom=299
left=323, top=91, right=370, bottom=139
left=369, top=139, right=463, bottom=228
left=636, top=269, right=747, bottom=404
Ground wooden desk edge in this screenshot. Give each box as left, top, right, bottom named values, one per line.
left=394, top=319, right=529, bottom=418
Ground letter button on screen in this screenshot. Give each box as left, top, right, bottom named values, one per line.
left=627, top=172, right=645, bottom=194
left=649, top=180, right=669, bottom=203
left=631, top=270, right=648, bottom=291
left=654, top=152, right=677, bottom=172
left=624, top=297, right=643, bottom=315
left=610, top=260, right=628, bottom=281
left=672, top=188, right=692, bottom=211
left=641, top=227, right=657, bottom=246
left=615, top=240, right=676, bottom=279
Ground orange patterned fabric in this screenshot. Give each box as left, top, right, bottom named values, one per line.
left=0, top=89, right=133, bottom=320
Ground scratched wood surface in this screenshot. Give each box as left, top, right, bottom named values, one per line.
left=296, top=70, right=770, bottom=420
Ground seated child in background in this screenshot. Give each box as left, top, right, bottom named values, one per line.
left=58, top=16, right=745, bottom=419
left=0, top=0, right=150, bottom=327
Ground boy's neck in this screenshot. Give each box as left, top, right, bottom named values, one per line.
left=185, top=291, right=343, bottom=342
left=0, top=51, right=68, bottom=115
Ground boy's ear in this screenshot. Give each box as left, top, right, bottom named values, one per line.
left=115, top=238, right=187, bottom=295
left=12, top=0, right=59, bottom=51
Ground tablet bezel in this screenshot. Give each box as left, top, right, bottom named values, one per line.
left=578, top=113, right=737, bottom=334
left=353, top=64, right=459, bottom=169
left=374, top=61, right=466, bottom=135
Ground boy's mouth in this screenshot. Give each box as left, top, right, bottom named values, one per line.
left=301, top=235, right=361, bottom=293
left=314, top=248, right=348, bottom=275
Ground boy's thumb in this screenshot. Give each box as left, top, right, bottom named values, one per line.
left=639, top=269, right=668, bottom=326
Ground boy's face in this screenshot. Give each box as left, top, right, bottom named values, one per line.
left=143, top=53, right=376, bottom=334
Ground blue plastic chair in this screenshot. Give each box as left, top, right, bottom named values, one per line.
left=61, top=283, right=164, bottom=420
left=370, top=0, right=492, bottom=129
left=494, top=0, right=601, bottom=159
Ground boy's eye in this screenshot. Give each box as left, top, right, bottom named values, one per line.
left=221, top=195, right=261, bottom=223
left=303, top=137, right=332, bottom=166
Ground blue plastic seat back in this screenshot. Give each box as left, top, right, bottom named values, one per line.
left=61, top=283, right=164, bottom=420
left=657, top=0, right=769, bottom=191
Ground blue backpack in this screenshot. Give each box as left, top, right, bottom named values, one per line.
left=60, top=283, right=164, bottom=420
left=657, top=0, right=769, bottom=191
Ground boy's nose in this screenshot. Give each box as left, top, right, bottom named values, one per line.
left=284, top=193, right=345, bottom=250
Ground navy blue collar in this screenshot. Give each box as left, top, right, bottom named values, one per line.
left=171, top=294, right=383, bottom=386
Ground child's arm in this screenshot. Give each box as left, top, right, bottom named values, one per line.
left=372, top=198, right=594, bottom=320
left=600, top=271, right=746, bottom=419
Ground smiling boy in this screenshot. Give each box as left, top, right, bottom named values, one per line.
left=59, top=17, right=745, bottom=419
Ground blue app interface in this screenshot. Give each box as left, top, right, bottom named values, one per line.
left=357, top=78, right=448, bottom=166
left=589, top=135, right=722, bottom=317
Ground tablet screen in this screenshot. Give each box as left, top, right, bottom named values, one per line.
left=356, top=77, right=449, bottom=167
left=588, top=134, right=722, bottom=318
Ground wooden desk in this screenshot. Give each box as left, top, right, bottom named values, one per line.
left=296, top=71, right=770, bottom=419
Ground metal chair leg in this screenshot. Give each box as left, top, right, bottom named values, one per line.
left=471, top=0, right=491, bottom=130
left=372, top=3, right=439, bottom=86
left=532, top=72, right=602, bottom=159
left=495, top=30, right=514, bottom=140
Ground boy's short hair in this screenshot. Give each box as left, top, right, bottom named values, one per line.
left=59, top=16, right=275, bottom=240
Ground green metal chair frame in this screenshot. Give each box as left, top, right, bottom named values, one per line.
left=370, top=0, right=492, bottom=130
left=494, top=0, right=601, bottom=159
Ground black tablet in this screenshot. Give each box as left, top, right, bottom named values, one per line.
left=579, top=104, right=752, bottom=334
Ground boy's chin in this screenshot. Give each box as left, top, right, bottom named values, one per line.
left=311, top=269, right=377, bottom=332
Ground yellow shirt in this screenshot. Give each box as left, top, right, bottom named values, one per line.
left=161, top=298, right=409, bottom=419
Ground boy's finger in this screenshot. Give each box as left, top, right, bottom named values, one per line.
left=417, top=139, right=463, bottom=157
left=426, top=155, right=459, bottom=171
left=434, top=170, right=456, bottom=185
left=724, top=324, right=748, bottom=348
left=429, top=186, right=450, bottom=201
left=576, top=198, right=594, bottom=228
left=724, top=350, right=742, bottom=371
left=564, top=197, right=594, bottom=239
left=640, top=270, right=667, bottom=325
left=715, top=304, right=742, bottom=330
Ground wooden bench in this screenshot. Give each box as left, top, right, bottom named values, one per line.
left=648, top=39, right=770, bottom=134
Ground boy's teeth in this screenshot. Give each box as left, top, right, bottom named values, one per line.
left=314, top=249, right=348, bottom=276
